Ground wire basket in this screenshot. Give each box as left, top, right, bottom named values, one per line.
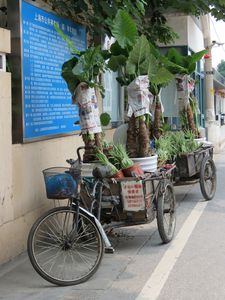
left=43, top=167, right=77, bottom=199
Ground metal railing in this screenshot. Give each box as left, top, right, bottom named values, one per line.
left=213, top=68, right=225, bottom=86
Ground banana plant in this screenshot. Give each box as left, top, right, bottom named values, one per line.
left=107, top=9, right=175, bottom=156
left=163, top=48, right=207, bottom=136
left=55, top=24, right=110, bottom=161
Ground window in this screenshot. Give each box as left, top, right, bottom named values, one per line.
left=102, top=70, right=123, bottom=127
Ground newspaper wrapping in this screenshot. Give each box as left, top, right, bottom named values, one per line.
left=73, top=82, right=102, bottom=134
left=127, top=76, right=153, bottom=117
left=175, top=74, right=195, bottom=110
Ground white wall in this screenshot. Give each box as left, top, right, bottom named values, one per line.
left=187, top=17, right=204, bottom=52
left=160, top=14, right=188, bottom=47
left=0, top=69, right=115, bottom=264
left=1, top=118, right=115, bottom=264
left=162, top=15, right=204, bottom=52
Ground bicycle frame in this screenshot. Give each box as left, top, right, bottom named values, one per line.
left=70, top=198, right=114, bottom=252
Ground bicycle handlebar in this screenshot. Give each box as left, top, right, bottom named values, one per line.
left=76, top=146, right=96, bottom=163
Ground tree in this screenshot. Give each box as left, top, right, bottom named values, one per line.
left=217, top=59, right=225, bottom=78
left=41, top=0, right=225, bottom=44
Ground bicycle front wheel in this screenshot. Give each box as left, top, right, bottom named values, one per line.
left=157, top=182, right=176, bottom=243
left=27, top=206, right=104, bottom=286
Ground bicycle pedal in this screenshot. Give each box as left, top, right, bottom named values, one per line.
left=104, top=246, right=115, bottom=254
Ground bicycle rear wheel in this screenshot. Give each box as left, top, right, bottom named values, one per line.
left=157, top=182, right=176, bottom=243
left=27, top=206, right=104, bottom=286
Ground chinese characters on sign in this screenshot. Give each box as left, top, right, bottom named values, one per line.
left=121, top=181, right=145, bottom=212
left=21, top=1, right=86, bottom=140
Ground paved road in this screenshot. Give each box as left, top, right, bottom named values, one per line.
left=0, top=150, right=224, bottom=300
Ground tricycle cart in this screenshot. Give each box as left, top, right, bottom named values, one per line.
left=81, top=166, right=176, bottom=244
left=27, top=146, right=176, bottom=286
left=174, top=144, right=216, bottom=200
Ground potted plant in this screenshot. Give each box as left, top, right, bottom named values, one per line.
left=109, top=144, right=144, bottom=176
left=164, top=48, right=207, bottom=137
left=55, top=25, right=110, bottom=162
left=156, top=130, right=201, bottom=175
left=95, top=150, right=124, bottom=179
left=107, top=10, right=177, bottom=171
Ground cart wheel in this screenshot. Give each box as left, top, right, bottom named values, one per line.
left=157, top=182, right=176, bottom=244
left=200, top=156, right=216, bottom=200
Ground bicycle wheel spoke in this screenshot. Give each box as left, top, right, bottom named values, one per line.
left=35, top=239, right=60, bottom=249
left=36, top=246, right=61, bottom=258
left=28, top=207, right=103, bottom=285
left=78, top=241, right=99, bottom=251
left=74, top=225, right=96, bottom=243
left=36, top=229, right=62, bottom=243
left=41, top=248, right=62, bottom=268
left=48, top=217, right=64, bottom=238
left=73, top=248, right=96, bottom=267
left=157, top=183, right=176, bottom=243
left=44, top=219, right=63, bottom=243
left=75, top=233, right=98, bottom=245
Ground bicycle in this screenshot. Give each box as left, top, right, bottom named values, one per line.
left=27, top=147, right=176, bottom=286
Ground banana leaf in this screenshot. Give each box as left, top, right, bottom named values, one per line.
left=126, top=35, right=157, bottom=77
left=62, top=57, right=80, bottom=94
left=107, top=54, right=127, bottom=72
left=165, top=48, right=207, bottom=75
left=111, top=9, right=138, bottom=49
left=150, top=67, right=174, bottom=87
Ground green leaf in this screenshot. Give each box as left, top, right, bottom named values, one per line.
left=189, top=49, right=207, bottom=65
left=149, top=42, right=161, bottom=59
left=54, top=23, right=80, bottom=56
left=166, top=48, right=185, bottom=67
left=61, top=57, right=80, bottom=94
left=116, top=76, right=127, bottom=86
left=187, top=61, right=197, bottom=74
left=61, top=45, right=108, bottom=94
left=111, top=9, right=138, bottom=49
left=110, top=41, right=129, bottom=57
left=149, top=84, right=159, bottom=96
left=100, top=112, right=111, bottom=126
left=150, top=67, right=174, bottom=87
left=166, top=48, right=206, bottom=75
left=136, top=0, right=146, bottom=15
left=108, top=55, right=127, bottom=72
left=126, top=35, right=151, bottom=76
left=161, top=56, right=187, bottom=74
left=147, top=55, right=159, bottom=80
left=72, top=46, right=106, bottom=82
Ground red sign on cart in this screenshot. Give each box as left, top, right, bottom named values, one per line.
left=120, top=180, right=145, bottom=212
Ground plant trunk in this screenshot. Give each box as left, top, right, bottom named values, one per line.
left=186, top=103, right=198, bottom=137
left=153, top=95, right=162, bottom=139
left=82, top=132, right=103, bottom=162
left=95, top=133, right=102, bottom=150
left=127, top=114, right=138, bottom=158
left=138, top=116, right=150, bottom=157
left=82, top=133, right=96, bottom=162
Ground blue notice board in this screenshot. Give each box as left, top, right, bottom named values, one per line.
left=21, top=0, right=86, bottom=140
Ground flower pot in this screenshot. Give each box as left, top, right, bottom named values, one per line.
left=111, top=169, right=125, bottom=179
left=131, top=155, right=158, bottom=172
left=194, top=137, right=213, bottom=147
left=122, top=164, right=144, bottom=177
left=194, top=137, right=206, bottom=144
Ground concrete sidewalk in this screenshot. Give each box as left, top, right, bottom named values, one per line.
left=0, top=150, right=222, bottom=300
